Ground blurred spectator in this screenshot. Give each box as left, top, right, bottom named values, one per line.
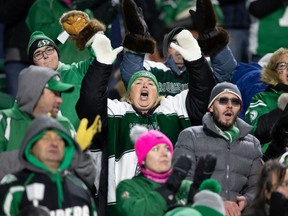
left=0, top=0, right=35, bottom=98
left=248, top=159, right=288, bottom=216
left=219, top=0, right=250, bottom=63
left=247, top=0, right=288, bottom=62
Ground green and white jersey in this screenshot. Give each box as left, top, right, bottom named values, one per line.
left=89, top=89, right=191, bottom=214
left=144, top=60, right=189, bottom=96
left=248, top=0, right=288, bottom=56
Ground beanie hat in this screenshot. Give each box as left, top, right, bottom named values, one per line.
left=27, top=31, right=59, bottom=63
left=208, top=82, right=242, bottom=108
left=127, top=70, right=159, bottom=96
left=164, top=207, right=202, bottom=216
left=130, top=125, right=173, bottom=167
left=16, top=65, right=73, bottom=115
left=192, top=179, right=225, bottom=216
left=162, top=27, right=185, bottom=58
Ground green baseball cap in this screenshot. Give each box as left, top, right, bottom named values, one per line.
left=46, top=76, right=74, bottom=93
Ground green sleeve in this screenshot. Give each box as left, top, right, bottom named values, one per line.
left=0, top=113, right=8, bottom=152
left=115, top=179, right=167, bottom=216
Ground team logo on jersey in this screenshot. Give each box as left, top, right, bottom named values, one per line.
left=249, top=110, right=258, bottom=122
left=121, top=191, right=130, bottom=199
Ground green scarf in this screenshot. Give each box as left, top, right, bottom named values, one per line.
left=215, top=124, right=240, bottom=143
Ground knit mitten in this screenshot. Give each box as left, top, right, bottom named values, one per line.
left=91, top=33, right=123, bottom=65
left=170, top=30, right=202, bottom=61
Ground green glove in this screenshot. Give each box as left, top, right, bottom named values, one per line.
left=76, top=115, right=102, bottom=150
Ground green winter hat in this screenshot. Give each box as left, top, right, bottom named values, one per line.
left=192, top=179, right=225, bottom=216
left=27, top=31, right=59, bottom=63
left=127, top=70, right=159, bottom=95
left=164, top=207, right=202, bottom=216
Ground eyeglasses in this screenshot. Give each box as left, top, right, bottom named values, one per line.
left=33, top=47, right=55, bottom=61
left=276, top=62, right=288, bottom=73
left=279, top=181, right=288, bottom=187
left=216, top=97, right=241, bottom=106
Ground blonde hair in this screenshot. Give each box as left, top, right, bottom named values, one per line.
left=261, top=48, right=288, bottom=85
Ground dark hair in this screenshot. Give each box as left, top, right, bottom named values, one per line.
left=252, top=160, right=287, bottom=209
left=19, top=205, right=50, bottom=216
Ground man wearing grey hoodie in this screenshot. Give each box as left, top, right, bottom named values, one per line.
left=0, top=65, right=96, bottom=189
left=0, top=115, right=97, bottom=216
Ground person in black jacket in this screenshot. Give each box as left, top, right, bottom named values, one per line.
left=76, top=29, right=216, bottom=215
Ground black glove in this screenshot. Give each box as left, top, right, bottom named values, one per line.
left=121, top=0, right=155, bottom=53
left=155, top=155, right=192, bottom=205
left=189, top=0, right=229, bottom=56
left=265, top=112, right=288, bottom=160
left=187, top=153, right=217, bottom=203
left=269, top=191, right=288, bottom=216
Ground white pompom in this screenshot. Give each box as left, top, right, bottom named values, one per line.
left=130, top=125, right=149, bottom=143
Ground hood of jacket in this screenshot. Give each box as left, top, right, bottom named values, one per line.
left=19, top=115, right=81, bottom=174
left=16, top=65, right=60, bottom=116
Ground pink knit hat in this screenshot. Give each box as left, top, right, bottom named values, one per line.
left=134, top=129, right=173, bottom=167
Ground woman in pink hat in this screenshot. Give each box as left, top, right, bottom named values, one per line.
left=115, top=125, right=196, bottom=216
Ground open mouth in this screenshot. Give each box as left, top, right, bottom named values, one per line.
left=224, top=111, right=233, bottom=120
left=140, top=90, right=149, bottom=100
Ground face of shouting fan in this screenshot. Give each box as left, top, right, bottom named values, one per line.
left=129, top=77, right=158, bottom=114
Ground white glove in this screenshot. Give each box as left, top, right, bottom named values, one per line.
left=278, top=93, right=288, bottom=110
left=91, top=32, right=123, bottom=65
left=170, top=29, right=202, bottom=61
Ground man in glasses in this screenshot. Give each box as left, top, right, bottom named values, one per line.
left=27, top=29, right=102, bottom=129
left=173, top=82, right=263, bottom=216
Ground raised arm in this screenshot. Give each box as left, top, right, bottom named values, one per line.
left=76, top=33, right=123, bottom=125
left=171, top=30, right=216, bottom=125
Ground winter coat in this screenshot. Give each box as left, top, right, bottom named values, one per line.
left=245, top=85, right=288, bottom=153
left=115, top=175, right=191, bottom=216
left=231, top=62, right=267, bottom=119
left=57, top=57, right=95, bottom=129
left=0, top=115, right=97, bottom=216
left=173, top=112, right=263, bottom=207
